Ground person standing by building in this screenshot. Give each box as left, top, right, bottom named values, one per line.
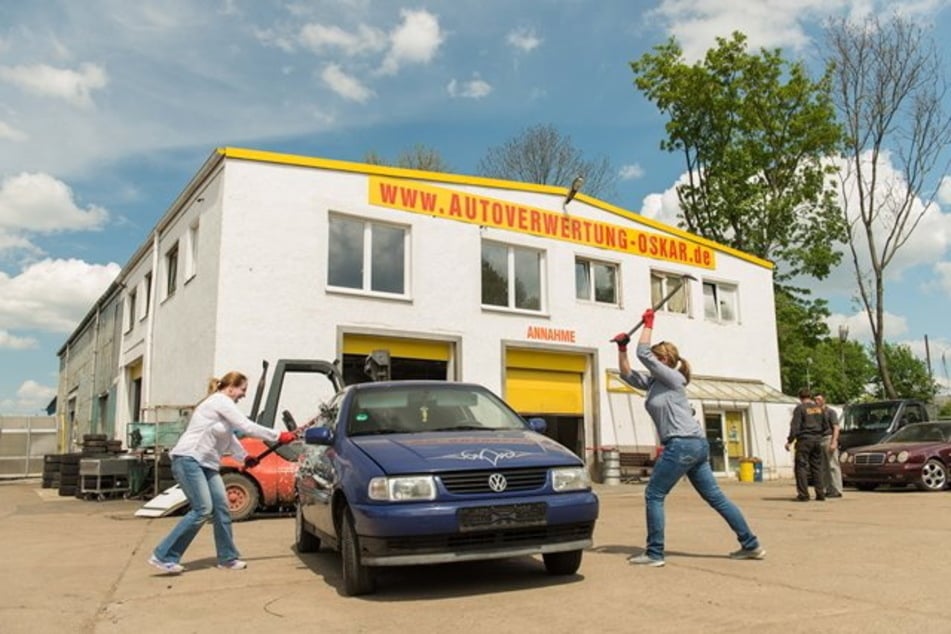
left=148, top=371, right=297, bottom=574
left=611, top=308, right=765, bottom=567
left=814, top=392, right=843, bottom=498
left=785, top=389, right=831, bottom=501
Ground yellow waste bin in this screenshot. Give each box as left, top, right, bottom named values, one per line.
left=738, top=458, right=755, bottom=482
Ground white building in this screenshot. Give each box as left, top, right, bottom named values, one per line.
left=58, top=147, right=798, bottom=479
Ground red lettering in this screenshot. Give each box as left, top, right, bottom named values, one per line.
left=543, top=213, right=559, bottom=236
left=677, top=242, right=687, bottom=261
left=449, top=194, right=462, bottom=217
left=618, top=230, right=627, bottom=249
left=378, top=183, right=399, bottom=204
left=530, top=209, right=541, bottom=232
left=399, top=188, right=418, bottom=207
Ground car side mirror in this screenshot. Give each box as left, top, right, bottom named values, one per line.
left=527, top=417, right=547, bottom=434
left=303, top=426, right=334, bottom=446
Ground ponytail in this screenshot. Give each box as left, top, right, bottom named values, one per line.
left=677, top=357, right=692, bottom=385
left=206, top=377, right=221, bottom=396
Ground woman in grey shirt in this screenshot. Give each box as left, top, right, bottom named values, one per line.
left=613, top=308, right=765, bottom=567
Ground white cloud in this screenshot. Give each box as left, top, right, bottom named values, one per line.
left=0, top=172, right=108, bottom=234
left=0, top=120, right=27, bottom=141
left=321, top=64, right=375, bottom=103
left=299, top=23, right=387, bottom=57
left=619, top=164, right=645, bottom=180
left=507, top=27, right=542, bottom=52
left=0, top=258, right=120, bottom=333
left=0, top=379, right=56, bottom=414
left=827, top=310, right=909, bottom=343
left=380, top=9, right=443, bottom=75
left=0, top=329, right=36, bottom=350
left=0, top=62, right=108, bottom=108
left=447, top=76, right=492, bottom=99
left=938, top=175, right=951, bottom=205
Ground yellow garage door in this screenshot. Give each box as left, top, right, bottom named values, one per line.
left=505, top=349, right=585, bottom=415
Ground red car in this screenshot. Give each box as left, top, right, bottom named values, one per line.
left=840, top=421, right=951, bottom=492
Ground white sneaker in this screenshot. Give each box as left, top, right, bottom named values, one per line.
left=627, top=554, right=665, bottom=567
left=217, top=559, right=247, bottom=570
left=148, top=555, right=184, bottom=574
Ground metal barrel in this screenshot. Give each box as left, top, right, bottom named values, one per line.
left=602, top=448, right=621, bottom=485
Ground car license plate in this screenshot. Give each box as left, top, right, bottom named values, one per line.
left=457, top=502, right=547, bottom=531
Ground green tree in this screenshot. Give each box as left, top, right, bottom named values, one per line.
left=871, top=343, right=939, bottom=401
left=631, top=32, right=845, bottom=283
left=631, top=32, right=846, bottom=393
left=363, top=144, right=451, bottom=172
left=476, top=123, right=617, bottom=200
left=822, top=15, right=951, bottom=398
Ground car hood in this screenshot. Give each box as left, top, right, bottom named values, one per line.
left=847, top=440, right=946, bottom=454
left=838, top=429, right=889, bottom=450
left=351, top=430, right=580, bottom=473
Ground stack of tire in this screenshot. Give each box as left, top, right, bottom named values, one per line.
left=58, top=453, right=82, bottom=497
left=81, top=433, right=124, bottom=457
left=41, top=454, right=61, bottom=489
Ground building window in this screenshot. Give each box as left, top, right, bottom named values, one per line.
left=575, top=257, right=618, bottom=304
left=125, top=288, right=137, bottom=332
left=650, top=271, right=689, bottom=315
left=481, top=242, right=544, bottom=311
left=165, top=243, right=179, bottom=298
left=185, top=221, right=199, bottom=281
left=143, top=272, right=152, bottom=317
left=703, top=281, right=738, bottom=323
left=328, top=215, right=407, bottom=295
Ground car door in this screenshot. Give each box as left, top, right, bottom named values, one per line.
left=298, top=392, right=343, bottom=538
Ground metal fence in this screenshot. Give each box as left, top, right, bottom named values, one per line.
left=0, top=416, right=58, bottom=478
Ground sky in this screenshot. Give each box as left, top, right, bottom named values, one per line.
left=2, top=0, right=951, bottom=414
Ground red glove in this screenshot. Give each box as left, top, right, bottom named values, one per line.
left=611, top=332, right=631, bottom=352
left=278, top=431, right=297, bottom=444
left=642, top=308, right=655, bottom=329
left=243, top=456, right=259, bottom=470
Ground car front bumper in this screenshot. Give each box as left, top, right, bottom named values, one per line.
left=842, top=463, right=922, bottom=484
left=350, top=490, right=598, bottom=566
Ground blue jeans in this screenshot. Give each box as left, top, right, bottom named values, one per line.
left=644, top=437, right=759, bottom=560
left=152, top=456, right=239, bottom=565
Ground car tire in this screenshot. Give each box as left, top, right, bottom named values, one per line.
left=295, top=501, right=320, bottom=553
left=222, top=472, right=259, bottom=522
left=855, top=483, right=878, bottom=491
left=341, top=509, right=375, bottom=596
left=915, top=459, right=948, bottom=492
left=542, top=549, right=583, bottom=575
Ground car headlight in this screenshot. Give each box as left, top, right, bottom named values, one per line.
left=551, top=467, right=591, bottom=492
left=838, top=451, right=849, bottom=464
left=896, top=451, right=909, bottom=463
left=887, top=454, right=896, bottom=463
left=368, top=476, right=437, bottom=501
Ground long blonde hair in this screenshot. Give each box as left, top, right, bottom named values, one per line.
left=206, top=371, right=248, bottom=395
left=651, top=341, right=691, bottom=384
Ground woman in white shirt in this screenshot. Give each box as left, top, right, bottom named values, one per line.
left=148, top=371, right=296, bottom=574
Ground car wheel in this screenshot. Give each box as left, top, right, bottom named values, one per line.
left=222, top=472, right=259, bottom=521
left=542, top=549, right=583, bottom=575
left=295, top=500, right=320, bottom=553
left=915, top=459, right=948, bottom=492
left=341, top=509, right=375, bottom=596
left=855, top=483, right=878, bottom=491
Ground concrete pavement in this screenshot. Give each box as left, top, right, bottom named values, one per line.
left=1, top=477, right=948, bottom=633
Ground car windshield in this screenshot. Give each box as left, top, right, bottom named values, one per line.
left=347, top=384, right=528, bottom=436
left=883, top=423, right=951, bottom=443
left=841, top=403, right=901, bottom=431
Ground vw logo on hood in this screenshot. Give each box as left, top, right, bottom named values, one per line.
left=488, top=473, right=507, bottom=492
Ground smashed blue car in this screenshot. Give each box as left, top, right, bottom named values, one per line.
left=294, top=380, right=599, bottom=596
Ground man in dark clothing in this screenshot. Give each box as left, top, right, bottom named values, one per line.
left=785, top=388, right=831, bottom=501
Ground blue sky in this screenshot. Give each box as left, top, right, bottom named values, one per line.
left=2, top=0, right=951, bottom=414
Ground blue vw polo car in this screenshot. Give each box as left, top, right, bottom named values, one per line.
left=294, top=380, right=599, bottom=596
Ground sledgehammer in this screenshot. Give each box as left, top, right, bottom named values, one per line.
left=610, top=273, right=698, bottom=340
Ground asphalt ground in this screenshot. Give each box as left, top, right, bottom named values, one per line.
left=1, top=477, right=948, bottom=634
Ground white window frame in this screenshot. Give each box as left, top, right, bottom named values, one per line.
left=327, top=214, right=410, bottom=298
left=143, top=272, right=152, bottom=319
left=481, top=241, right=547, bottom=313
left=184, top=221, right=199, bottom=282
left=650, top=270, right=690, bottom=315
left=125, top=288, right=137, bottom=333
left=165, top=242, right=179, bottom=299
left=703, top=280, right=739, bottom=324
left=575, top=256, right=619, bottom=305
